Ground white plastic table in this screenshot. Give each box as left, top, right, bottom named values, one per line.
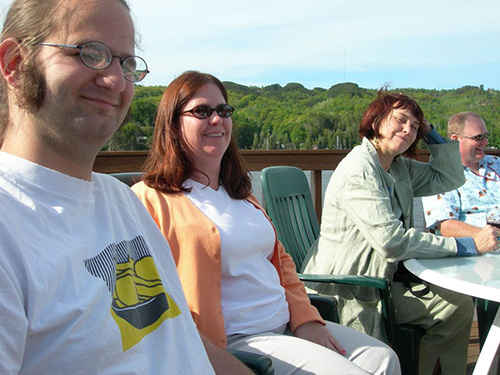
left=405, top=253, right=500, bottom=375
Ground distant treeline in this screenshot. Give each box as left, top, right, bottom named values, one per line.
left=105, top=82, right=500, bottom=151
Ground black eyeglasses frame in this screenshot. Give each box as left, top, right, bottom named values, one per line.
left=180, top=104, right=235, bottom=119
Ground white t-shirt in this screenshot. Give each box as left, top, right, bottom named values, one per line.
left=0, top=153, right=214, bottom=375
left=185, top=180, right=290, bottom=335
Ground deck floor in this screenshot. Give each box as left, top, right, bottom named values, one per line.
left=467, top=320, right=479, bottom=375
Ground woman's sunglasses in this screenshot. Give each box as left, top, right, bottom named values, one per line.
left=181, top=104, right=235, bottom=119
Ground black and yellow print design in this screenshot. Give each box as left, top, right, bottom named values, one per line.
left=84, top=236, right=181, bottom=351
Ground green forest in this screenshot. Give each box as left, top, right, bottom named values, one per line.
left=105, top=82, right=500, bottom=151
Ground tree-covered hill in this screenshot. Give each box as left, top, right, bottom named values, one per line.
left=105, top=83, right=500, bottom=151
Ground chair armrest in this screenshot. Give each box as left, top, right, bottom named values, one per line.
left=299, top=272, right=398, bottom=349
left=298, top=273, right=389, bottom=290
left=308, top=294, right=339, bottom=323
left=229, top=349, right=274, bottom=375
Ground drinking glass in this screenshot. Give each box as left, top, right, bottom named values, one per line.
left=486, top=206, right=500, bottom=229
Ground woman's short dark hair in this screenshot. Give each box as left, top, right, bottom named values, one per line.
left=358, top=92, right=426, bottom=159
left=142, top=70, right=252, bottom=199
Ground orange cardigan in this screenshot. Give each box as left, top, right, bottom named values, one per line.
left=132, top=182, right=324, bottom=348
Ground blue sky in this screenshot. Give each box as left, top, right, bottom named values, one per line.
left=1, top=0, right=499, bottom=90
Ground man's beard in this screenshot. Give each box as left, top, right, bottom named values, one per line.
left=16, top=56, right=46, bottom=113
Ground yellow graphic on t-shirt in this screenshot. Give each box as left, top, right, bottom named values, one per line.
left=83, top=235, right=181, bottom=351
left=111, top=255, right=181, bottom=351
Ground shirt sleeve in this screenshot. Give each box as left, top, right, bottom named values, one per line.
left=422, top=190, right=461, bottom=229
left=425, top=125, right=446, bottom=144
left=0, top=258, right=26, bottom=374
left=455, top=237, right=477, bottom=256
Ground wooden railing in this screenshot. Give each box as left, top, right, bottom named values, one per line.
left=93, top=149, right=500, bottom=220
left=94, top=149, right=431, bottom=220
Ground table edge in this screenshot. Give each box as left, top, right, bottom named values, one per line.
left=404, top=258, right=500, bottom=303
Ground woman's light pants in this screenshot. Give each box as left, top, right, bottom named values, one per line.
left=227, top=321, right=401, bottom=375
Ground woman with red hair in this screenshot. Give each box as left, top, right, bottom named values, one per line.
left=303, top=93, right=498, bottom=374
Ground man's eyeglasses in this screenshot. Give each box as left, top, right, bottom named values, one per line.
left=459, top=132, right=489, bottom=142
left=36, top=41, right=149, bottom=83
left=181, top=104, right=235, bottom=119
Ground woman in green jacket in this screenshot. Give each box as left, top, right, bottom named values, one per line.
left=303, top=93, right=499, bottom=375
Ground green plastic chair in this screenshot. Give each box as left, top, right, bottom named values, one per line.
left=228, top=350, right=274, bottom=375
left=260, top=166, right=424, bottom=375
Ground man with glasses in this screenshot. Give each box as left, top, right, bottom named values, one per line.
left=422, top=112, right=498, bottom=234
left=422, top=112, right=500, bottom=363
left=0, top=0, right=252, bottom=374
